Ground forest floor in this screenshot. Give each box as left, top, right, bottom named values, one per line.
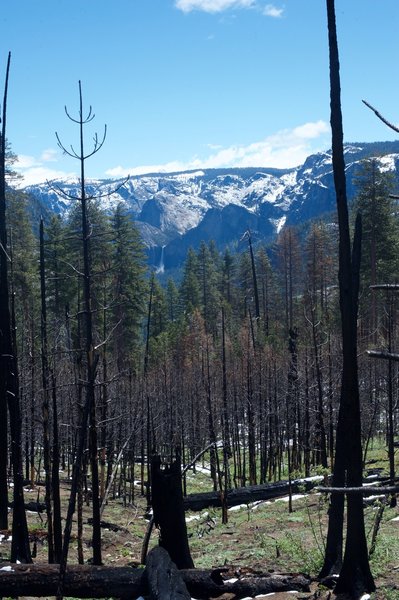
left=1, top=455, right=399, bottom=600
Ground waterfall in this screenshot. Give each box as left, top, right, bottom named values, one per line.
left=156, top=245, right=165, bottom=274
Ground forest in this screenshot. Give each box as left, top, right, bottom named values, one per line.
left=0, top=1, right=399, bottom=599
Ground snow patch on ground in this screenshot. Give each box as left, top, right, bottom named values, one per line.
left=186, top=515, right=201, bottom=523
left=186, top=511, right=209, bottom=523
left=275, top=494, right=306, bottom=503
left=298, top=475, right=324, bottom=483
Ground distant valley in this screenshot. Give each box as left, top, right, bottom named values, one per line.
left=23, top=140, right=399, bottom=270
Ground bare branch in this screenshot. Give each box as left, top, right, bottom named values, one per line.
left=367, top=349, right=399, bottom=362
left=55, top=132, right=80, bottom=160
left=83, top=124, right=107, bottom=160
left=362, top=99, right=399, bottom=133
left=0, top=240, right=11, bottom=262
left=182, top=442, right=216, bottom=476
left=46, top=180, right=80, bottom=201
left=317, top=485, right=399, bottom=495
left=370, top=284, right=399, bottom=291
left=94, top=319, right=122, bottom=351
left=64, top=104, right=95, bottom=125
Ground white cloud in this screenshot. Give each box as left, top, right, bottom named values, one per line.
left=292, top=120, right=329, bottom=139
left=15, top=153, right=76, bottom=186
left=263, top=4, right=284, bottom=18
left=106, top=120, right=330, bottom=178
left=40, top=148, right=59, bottom=162
left=16, top=154, right=40, bottom=169
left=175, top=0, right=284, bottom=16
left=106, top=161, right=193, bottom=178
left=175, top=0, right=255, bottom=13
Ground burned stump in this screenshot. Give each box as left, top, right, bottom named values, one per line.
left=151, top=455, right=194, bottom=569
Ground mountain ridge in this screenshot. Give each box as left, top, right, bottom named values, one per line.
left=22, top=141, right=399, bottom=270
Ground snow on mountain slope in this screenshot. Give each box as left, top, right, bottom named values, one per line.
left=23, top=141, right=399, bottom=269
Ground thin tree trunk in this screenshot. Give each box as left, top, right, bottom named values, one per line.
left=39, top=218, right=55, bottom=563
left=0, top=52, right=11, bottom=532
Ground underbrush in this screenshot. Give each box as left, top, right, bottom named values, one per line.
left=1, top=438, right=397, bottom=598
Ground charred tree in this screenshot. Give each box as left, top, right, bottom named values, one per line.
left=39, top=217, right=55, bottom=563
left=0, top=562, right=311, bottom=598
left=145, top=547, right=191, bottom=600
left=151, top=454, right=194, bottom=570
left=0, top=52, right=32, bottom=563
left=319, top=2, right=375, bottom=595
left=0, top=53, right=10, bottom=532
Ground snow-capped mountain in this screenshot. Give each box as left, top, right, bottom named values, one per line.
left=23, top=141, right=399, bottom=270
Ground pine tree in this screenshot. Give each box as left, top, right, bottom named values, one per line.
left=255, top=247, right=277, bottom=337
left=353, top=158, right=399, bottom=335
left=197, top=241, right=221, bottom=336
left=179, top=247, right=201, bottom=315
left=110, top=202, right=146, bottom=369
left=166, top=277, right=179, bottom=323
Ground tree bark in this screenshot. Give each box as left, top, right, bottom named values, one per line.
left=183, top=477, right=321, bottom=511
left=0, top=52, right=11, bottom=532
left=320, top=2, right=375, bottom=595
left=151, top=454, right=194, bottom=569
left=145, top=547, right=191, bottom=600
left=0, top=563, right=311, bottom=598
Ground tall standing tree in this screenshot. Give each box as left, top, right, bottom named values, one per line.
left=0, top=57, right=10, bottom=525
left=179, top=247, right=201, bottom=316
left=320, top=2, right=375, bottom=595
left=54, top=82, right=127, bottom=596
left=0, top=52, right=32, bottom=562
left=110, top=202, right=146, bottom=369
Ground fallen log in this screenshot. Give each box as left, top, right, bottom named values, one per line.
left=0, top=564, right=144, bottom=598
left=145, top=547, right=191, bottom=600
left=8, top=500, right=46, bottom=513
left=87, top=518, right=129, bottom=533
left=0, top=563, right=311, bottom=598
left=184, top=569, right=311, bottom=597
left=183, top=477, right=321, bottom=511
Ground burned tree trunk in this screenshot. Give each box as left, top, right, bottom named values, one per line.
left=319, top=1, right=375, bottom=595
left=184, top=477, right=320, bottom=511
left=0, top=53, right=10, bottom=532
left=0, top=563, right=311, bottom=598
left=0, top=52, right=31, bottom=564
left=145, top=547, right=191, bottom=600
left=151, top=454, right=194, bottom=569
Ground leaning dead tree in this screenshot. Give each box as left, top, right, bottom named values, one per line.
left=319, top=1, right=375, bottom=596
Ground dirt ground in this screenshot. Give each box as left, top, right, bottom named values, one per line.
left=1, top=475, right=399, bottom=600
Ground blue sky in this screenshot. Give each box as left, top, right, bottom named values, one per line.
left=1, top=0, right=398, bottom=185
